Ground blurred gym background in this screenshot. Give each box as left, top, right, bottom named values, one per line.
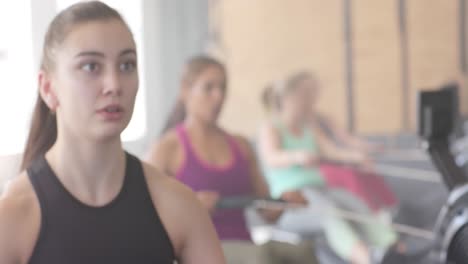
left=1, top=1, right=467, bottom=262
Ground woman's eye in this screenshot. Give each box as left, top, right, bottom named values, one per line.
left=120, top=61, right=136, bottom=72
left=81, top=62, right=99, bottom=73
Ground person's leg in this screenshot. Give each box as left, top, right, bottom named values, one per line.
left=322, top=211, right=368, bottom=263
left=328, top=188, right=398, bottom=252
left=350, top=241, right=371, bottom=264
left=278, top=188, right=366, bottom=262
left=277, top=188, right=326, bottom=233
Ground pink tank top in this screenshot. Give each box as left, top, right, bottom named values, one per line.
left=175, top=125, right=252, bottom=241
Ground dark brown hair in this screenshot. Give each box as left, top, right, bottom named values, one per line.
left=161, top=55, right=226, bottom=134
left=21, top=1, right=127, bottom=170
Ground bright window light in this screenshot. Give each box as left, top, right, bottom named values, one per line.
left=0, top=1, right=35, bottom=155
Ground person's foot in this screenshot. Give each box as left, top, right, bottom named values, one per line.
left=394, top=241, right=407, bottom=254
left=350, top=242, right=371, bottom=264
left=379, top=242, right=409, bottom=264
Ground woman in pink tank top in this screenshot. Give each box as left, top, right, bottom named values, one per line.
left=147, top=56, right=318, bottom=264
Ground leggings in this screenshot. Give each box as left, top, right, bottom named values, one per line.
left=277, top=187, right=397, bottom=260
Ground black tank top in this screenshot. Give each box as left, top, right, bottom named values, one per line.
left=27, top=152, right=175, bottom=264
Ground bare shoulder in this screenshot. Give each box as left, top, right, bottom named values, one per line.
left=146, top=130, right=184, bottom=175
left=158, top=130, right=180, bottom=150
left=0, top=171, right=38, bottom=219
left=231, top=133, right=255, bottom=159
left=147, top=130, right=180, bottom=159
left=141, top=162, right=197, bottom=204
left=0, top=172, right=40, bottom=263
left=141, top=162, right=225, bottom=263
left=140, top=162, right=206, bottom=254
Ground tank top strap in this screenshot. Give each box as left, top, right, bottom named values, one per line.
left=273, top=119, right=308, bottom=140
left=175, top=124, right=197, bottom=159
left=223, top=132, right=246, bottom=163
left=175, top=125, right=249, bottom=174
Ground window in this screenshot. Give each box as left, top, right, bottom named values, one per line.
left=0, top=1, right=35, bottom=155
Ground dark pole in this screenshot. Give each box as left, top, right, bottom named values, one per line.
left=399, top=0, right=410, bottom=131
left=460, top=0, right=467, bottom=74
left=343, top=0, right=355, bottom=132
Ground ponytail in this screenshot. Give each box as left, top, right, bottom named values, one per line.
left=161, top=100, right=186, bottom=135
left=20, top=96, right=57, bottom=171
left=261, top=83, right=279, bottom=113
left=21, top=1, right=127, bottom=170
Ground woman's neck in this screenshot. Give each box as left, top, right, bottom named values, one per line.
left=46, top=132, right=125, bottom=206
left=184, top=116, right=221, bottom=139
left=280, top=112, right=304, bottom=136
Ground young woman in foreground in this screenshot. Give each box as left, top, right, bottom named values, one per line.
left=0, top=2, right=224, bottom=263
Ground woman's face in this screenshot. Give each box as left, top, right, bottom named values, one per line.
left=281, top=83, right=312, bottom=124
left=41, top=19, right=138, bottom=142
left=184, top=65, right=227, bottom=125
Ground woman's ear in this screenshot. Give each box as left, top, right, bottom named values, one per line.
left=38, top=70, right=59, bottom=112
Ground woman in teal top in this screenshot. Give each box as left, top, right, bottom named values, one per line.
left=264, top=121, right=325, bottom=198
left=259, top=73, right=405, bottom=264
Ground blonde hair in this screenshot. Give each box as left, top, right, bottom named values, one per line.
left=261, top=71, right=316, bottom=112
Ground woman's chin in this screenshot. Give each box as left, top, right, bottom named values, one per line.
left=92, top=123, right=128, bottom=143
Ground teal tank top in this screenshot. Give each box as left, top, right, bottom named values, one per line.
left=265, top=122, right=325, bottom=198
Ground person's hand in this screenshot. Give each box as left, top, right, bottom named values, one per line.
left=258, top=208, right=284, bottom=223
left=293, top=151, right=319, bottom=167
left=196, top=191, right=220, bottom=213
left=281, top=190, right=308, bottom=205
left=366, top=143, right=386, bottom=154
left=357, top=154, right=375, bottom=173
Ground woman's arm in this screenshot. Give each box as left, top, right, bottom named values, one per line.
left=146, top=133, right=221, bottom=214
left=175, top=188, right=225, bottom=264
left=0, top=199, right=22, bottom=264
left=235, top=136, right=281, bottom=222
left=143, top=165, right=225, bottom=264
left=236, top=136, right=306, bottom=223
left=312, top=123, right=367, bottom=165
left=235, top=136, right=269, bottom=197
left=0, top=174, right=41, bottom=264
left=258, top=123, right=317, bottom=168
left=145, top=133, right=179, bottom=176
left=320, top=115, right=380, bottom=152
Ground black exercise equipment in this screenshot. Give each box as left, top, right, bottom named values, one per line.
left=418, top=83, right=468, bottom=264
